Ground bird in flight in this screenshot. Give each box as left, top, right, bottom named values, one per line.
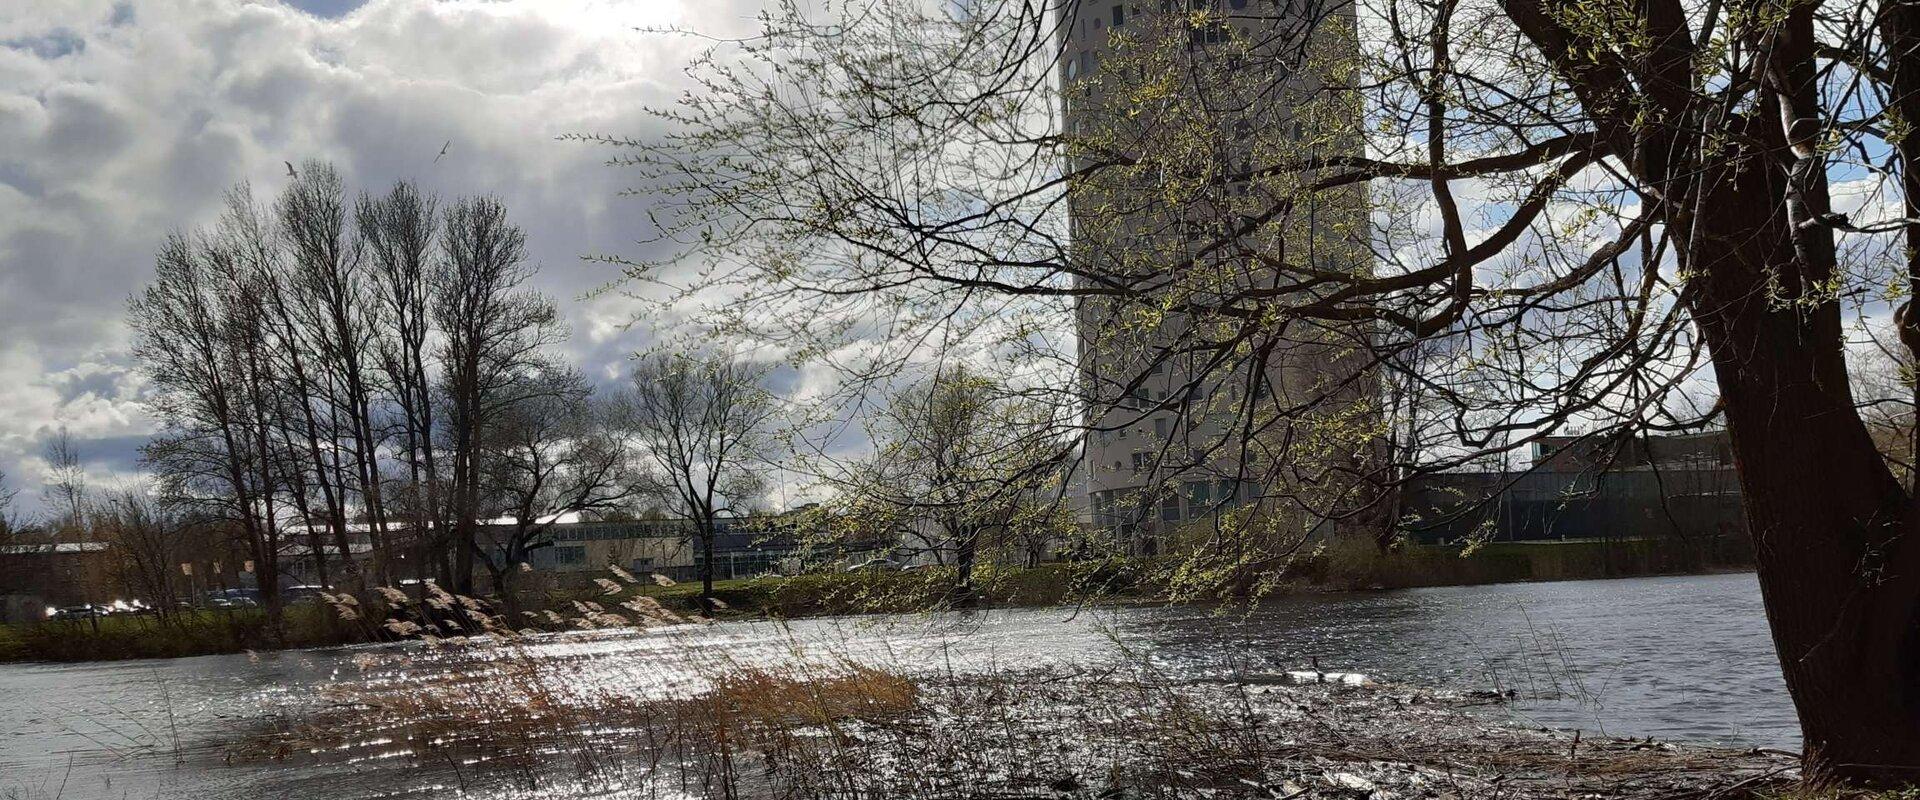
left=284, top=161, right=297, bottom=179
left=435, top=140, right=450, bottom=163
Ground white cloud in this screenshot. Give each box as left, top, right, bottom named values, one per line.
left=0, top=0, right=764, bottom=514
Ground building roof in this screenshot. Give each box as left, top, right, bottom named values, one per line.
left=0, top=541, right=111, bottom=555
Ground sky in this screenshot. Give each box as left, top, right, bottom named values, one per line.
left=0, top=0, right=765, bottom=516
left=2, top=0, right=1903, bottom=522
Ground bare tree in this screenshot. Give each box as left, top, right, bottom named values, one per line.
left=836, top=367, right=1071, bottom=602
left=360, top=180, right=445, bottom=585
left=135, top=168, right=576, bottom=607
left=477, top=369, right=638, bottom=603
left=434, top=196, right=566, bottom=593
left=92, top=487, right=186, bottom=614
left=0, top=468, right=19, bottom=538
left=253, top=177, right=356, bottom=589
left=41, top=427, right=87, bottom=535
left=617, top=352, right=776, bottom=605
left=132, top=191, right=292, bottom=635
left=278, top=162, right=398, bottom=583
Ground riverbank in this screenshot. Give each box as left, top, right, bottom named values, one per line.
left=1321, top=537, right=1754, bottom=589
left=1, top=540, right=1751, bottom=663
left=232, top=636, right=1803, bottom=799
left=0, top=562, right=1130, bottom=662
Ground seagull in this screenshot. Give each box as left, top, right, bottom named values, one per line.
left=434, top=140, right=450, bottom=163
left=284, top=160, right=297, bottom=179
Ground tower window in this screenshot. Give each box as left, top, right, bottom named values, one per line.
left=1112, top=4, right=1126, bottom=25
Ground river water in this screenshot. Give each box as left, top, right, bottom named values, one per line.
left=0, top=572, right=1794, bottom=800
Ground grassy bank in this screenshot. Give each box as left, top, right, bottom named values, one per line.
left=0, top=605, right=368, bottom=662
left=1316, top=536, right=1753, bottom=590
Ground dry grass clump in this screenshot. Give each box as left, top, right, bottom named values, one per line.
left=234, top=639, right=930, bottom=796
left=703, top=664, right=917, bottom=729
left=300, top=565, right=694, bottom=652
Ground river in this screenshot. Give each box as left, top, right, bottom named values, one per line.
left=0, top=572, right=1794, bottom=800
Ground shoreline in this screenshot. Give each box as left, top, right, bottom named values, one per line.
left=0, top=561, right=1760, bottom=664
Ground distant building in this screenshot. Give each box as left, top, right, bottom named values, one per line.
left=1400, top=430, right=1747, bottom=553
left=1529, top=430, right=1735, bottom=474
left=0, top=541, right=114, bottom=622
left=485, top=517, right=808, bottom=583
left=278, top=511, right=834, bottom=590
left=1067, top=2, right=1372, bottom=553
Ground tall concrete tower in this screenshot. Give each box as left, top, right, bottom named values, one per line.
left=1063, top=0, right=1372, bottom=552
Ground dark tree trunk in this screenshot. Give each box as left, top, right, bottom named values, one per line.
left=1500, top=0, right=1920, bottom=776
left=699, top=520, right=715, bottom=605
left=307, top=529, right=330, bottom=590
left=1685, top=111, right=1920, bottom=784
left=1884, top=0, right=1920, bottom=501
left=453, top=523, right=476, bottom=595
left=951, top=523, right=979, bottom=608
left=249, top=535, right=284, bottom=646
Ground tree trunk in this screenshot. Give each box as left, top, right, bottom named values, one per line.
left=307, top=529, right=330, bottom=590
left=1686, top=118, right=1920, bottom=783
left=1884, top=0, right=1920, bottom=501
left=699, top=521, right=715, bottom=606
left=496, top=557, right=520, bottom=618
left=453, top=499, right=477, bottom=595
left=951, top=523, right=979, bottom=608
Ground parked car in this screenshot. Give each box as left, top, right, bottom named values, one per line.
left=281, top=584, right=332, bottom=605
left=47, top=605, right=103, bottom=620
left=102, top=599, right=153, bottom=615
left=397, top=578, right=438, bottom=598
left=205, top=589, right=260, bottom=609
